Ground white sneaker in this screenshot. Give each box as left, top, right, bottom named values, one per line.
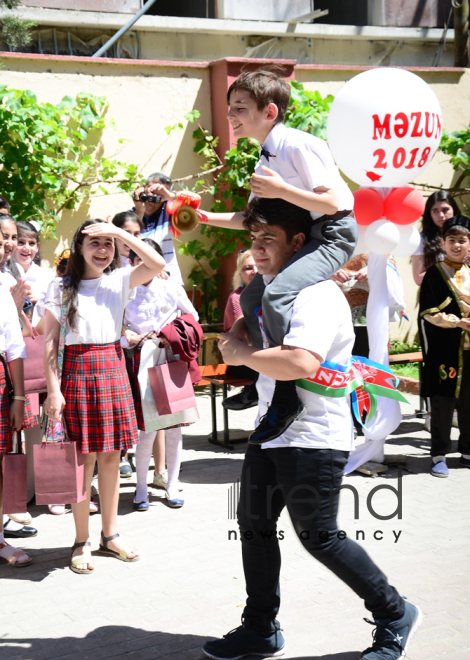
left=153, top=469, right=168, bottom=489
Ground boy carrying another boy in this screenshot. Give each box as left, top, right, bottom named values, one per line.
left=202, top=197, right=422, bottom=660
left=419, top=215, right=470, bottom=478
left=203, top=69, right=356, bottom=443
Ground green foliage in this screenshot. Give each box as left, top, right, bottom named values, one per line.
left=390, top=363, right=420, bottom=380
left=285, top=80, right=334, bottom=139
left=0, top=86, right=138, bottom=236
left=169, top=80, right=332, bottom=321
left=389, top=339, right=421, bottom=355
left=0, top=15, right=36, bottom=49
left=440, top=127, right=470, bottom=184
left=0, top=1, right=21, bottom=8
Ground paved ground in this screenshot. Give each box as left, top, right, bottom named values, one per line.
left=1, top=390, right=470, bottom=660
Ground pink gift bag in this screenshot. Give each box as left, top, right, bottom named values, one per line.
left=2, top=432, right=27, bottom=514
left=33, top=419, right=86, bottom=505
left=148, top=360, right=196, bottom=416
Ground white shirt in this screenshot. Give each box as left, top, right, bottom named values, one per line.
left=13, top=262, right=54, bottom=324
left=0, top=271, right=17, bottom=290
left=257, top=280, right=355, bottom=450
left=125, top=277, right=198, bottom=335
left=44, top=268, right=133, bottom=345
left=0, top=288, right=26, bottom=361
left=251, top=122, right=354, bottom=220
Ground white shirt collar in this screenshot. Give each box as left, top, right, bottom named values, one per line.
left=261, top=122, right=286, bottom=156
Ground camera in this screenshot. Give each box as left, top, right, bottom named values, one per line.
left=133, top=192, right=162, bottom=204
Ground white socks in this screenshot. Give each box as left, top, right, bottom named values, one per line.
left=3, top=515, right=24, bottom=531
left=432, top=456, right=446, bottom=464
left=165, top=426, right=183, bottom=501
left=135, top=430, right=156, bottom=501
left=134, top=426, right=183, bottom=501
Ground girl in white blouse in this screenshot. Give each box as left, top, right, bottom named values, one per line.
left=123, top=238, right=198, bottom=509
left=43, top=219, right=165, bottom=575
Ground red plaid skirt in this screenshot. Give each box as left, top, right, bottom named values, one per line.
left=62, top=341, right=138, bottom=453
left=127, top=345, right=191, bottom=432
left=1, top=360, right=37, bottom=454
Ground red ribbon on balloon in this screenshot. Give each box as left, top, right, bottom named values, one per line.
left=353, top=186, right=425, bottom=226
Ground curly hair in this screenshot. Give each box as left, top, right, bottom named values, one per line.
left=421, top=191, right=460, bottom=270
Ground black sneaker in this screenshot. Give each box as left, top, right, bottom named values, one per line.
left=248, top=400, right=306, bottom=445
left=223, top=383, right=259, bottom=411
left=361, top=601, right=423, bottom=659
left=202, top=624, right=286, bottom=660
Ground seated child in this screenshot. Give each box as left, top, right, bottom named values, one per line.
left=123, top=238, right=198, bottom=508
left=419, top=215, right=470, bottom=478
left=203, top=69, right=356, bottom=443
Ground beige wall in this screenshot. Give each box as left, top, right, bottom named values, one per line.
left=0, top=55, right=213, bottom=285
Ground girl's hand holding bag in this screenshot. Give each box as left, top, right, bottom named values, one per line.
left=33, top=289, right=86, bottom=505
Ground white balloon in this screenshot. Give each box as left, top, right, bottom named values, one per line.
left=392, top=224, right=421, bottom=257
left=327, top=68, right=442, bottom=188
left=365, top=219, right=400, bottom=254
left=353, top=223, right=368, bottom=256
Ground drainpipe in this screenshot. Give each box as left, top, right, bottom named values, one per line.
left=92, top=0, right=158, bottom=58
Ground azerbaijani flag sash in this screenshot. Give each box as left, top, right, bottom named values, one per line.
left=296, top=356, right=408, bottom=427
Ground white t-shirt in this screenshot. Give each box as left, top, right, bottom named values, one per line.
left=13, top=262, right=54, bottom=324
left=125, top=277, right=198, bottom=335
left=250, top=122, right=354, bottom=220
left=44, top=268, right=133, bottom=345
left=0, top=270, right=17, bottom=290
left=0, top=288, right=26, bottom=361
left=257, top=280, right=355, bottom=451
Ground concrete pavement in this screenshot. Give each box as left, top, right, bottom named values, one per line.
left=1, top=391, right=469, bottom=660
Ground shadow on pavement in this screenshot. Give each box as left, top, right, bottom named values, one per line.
left=0, top=625, right=364, bottom=660
left=0, top=626, right=208, bottom=660
left=0, top=546, right=71, bottom=582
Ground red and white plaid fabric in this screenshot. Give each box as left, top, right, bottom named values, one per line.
left=61, top=341, right=138, bottom=453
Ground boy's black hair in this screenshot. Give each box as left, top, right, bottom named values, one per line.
left=442, top=215, right=470, bottom=239
left=243, top=198, right=312, bottom=243
left=227, top=69, right=291, bottom=124
left=0, top=195, right=10, bottom=212
left=112, top=210, right=144, bottom=231
left=129, top=237, right=163, bottom=263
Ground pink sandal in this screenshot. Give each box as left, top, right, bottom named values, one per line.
left=0, top=541, right=32, bottom=567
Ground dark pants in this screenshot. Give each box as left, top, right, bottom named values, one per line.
left=431, top=351, right=470, bottom=457
left=237, top=445, right=404, bottom=635
left=240, top=215, right=357, bottom=348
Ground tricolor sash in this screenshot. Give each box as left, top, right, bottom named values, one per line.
left=297, top=356, right=408, bottom=427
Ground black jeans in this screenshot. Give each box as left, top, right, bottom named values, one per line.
left=237, top=445, right=404, bottom=635
left=431, top=350, right=470, bottom=456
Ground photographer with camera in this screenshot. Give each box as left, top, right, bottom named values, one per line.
left=131, top=173, right=183, bottom=284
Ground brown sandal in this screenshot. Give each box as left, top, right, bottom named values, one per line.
left=0, top=541, right=32, bottom=568
left=98, top=532, right=139, bottom=562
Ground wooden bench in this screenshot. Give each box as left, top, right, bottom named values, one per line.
left=198, top=364, right=253, bottom=449
left=388, top=351, right=425, bottom=416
